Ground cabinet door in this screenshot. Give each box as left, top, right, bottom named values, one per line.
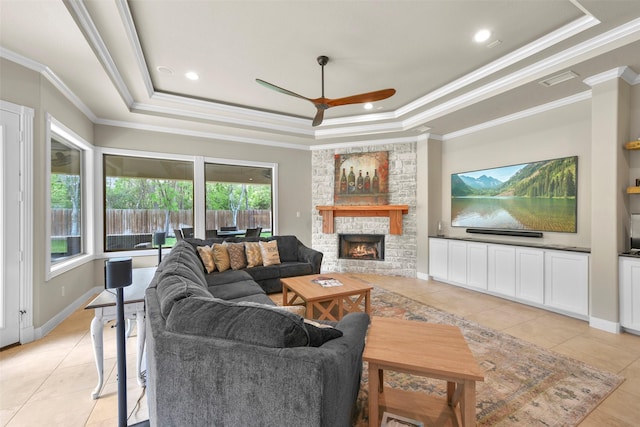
left=448, top=240, right=468, bottom=285
left=620, top=258, right=640, bottom=331
left=515, top=248, right=544, bottom=304
left=544, top=251, right=589, bottom=317
left=488, top=245, right=516, bottom=296
left=467, top=243, right=488, bottom=290
left=428, top=238, right=448, bottom=281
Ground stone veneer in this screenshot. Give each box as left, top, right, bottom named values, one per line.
left=312, top=142, right=417, bottom=277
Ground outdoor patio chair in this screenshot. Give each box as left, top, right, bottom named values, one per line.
left=181, top=227, right=194, bottom=238
left=244, top=227, right=262, bottom=237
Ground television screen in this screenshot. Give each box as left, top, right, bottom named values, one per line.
left=451, top=156, right=577, bottom=233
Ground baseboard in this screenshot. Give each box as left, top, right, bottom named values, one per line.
left=416, top=272, right=430, bottom=281
left=35, top=286, right=103, bottom=339
left=589, top=316, right=621, bottom=334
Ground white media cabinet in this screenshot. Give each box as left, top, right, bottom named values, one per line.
left=619, top=256, right=640, bottom=334
left=429, top=237, right=590, bottom=320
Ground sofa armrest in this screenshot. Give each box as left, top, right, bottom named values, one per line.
left=297, top=240, right=323, bottom=274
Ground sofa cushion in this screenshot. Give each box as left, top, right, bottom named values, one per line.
left=196, top=245, right=216, bottom=273
left=212, top=243, right=231, bottom=272
left=208, top=279, right=265, bottom=300
left=259, top=240, right=281, bottom=266
left=224, top=241, right=247, bottom=270
left=165, top=297, right=310, bottom=348
left=226, top=292, right=275, bottom=305
left=244, top=241, right=263, bottom=267
left=204, top=269, right=253, bottom=287
left=244, top=265, right=281, bottom=282
left=278, top=262, right=313, bottom=278
left=269, top=235, right=299, bottom=262
left=155, top=275, right=213, bottom=319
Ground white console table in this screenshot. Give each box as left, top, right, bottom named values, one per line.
left=84, top=267, right=156, bottom=399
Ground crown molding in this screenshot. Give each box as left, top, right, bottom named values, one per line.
left=0, top=47, right=97, bottom=122
left=115, top=0, right=153, bottom=97
left=94, top=117, right=312, bottom=151
left=583, top=66, right=640, bottom=86
left=64, top=0, right=134, bottom=107
left=442, top=90, right=592, bottom=141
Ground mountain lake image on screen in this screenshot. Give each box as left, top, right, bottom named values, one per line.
left=451, top=156, right=577, bottom=233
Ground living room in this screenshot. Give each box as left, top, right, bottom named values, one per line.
left=2, top=1, right=640, bottom=426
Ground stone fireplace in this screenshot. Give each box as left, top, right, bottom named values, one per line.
left=311, top=142, right=417, bottom=277
left=339, top=234, right=385, bottom=261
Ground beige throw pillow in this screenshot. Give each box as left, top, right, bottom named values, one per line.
left=196, top=245, right=216, bottom=273
left=212, top=243, right=231, bottom=272
left=259, top=240, right=281, bottom=267
left=244, top=241, right=263, bottom=267
left=224, top=242, right=247, bottom=270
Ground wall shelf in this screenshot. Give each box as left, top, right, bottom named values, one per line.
left=316, top=205, right=409, bottom=235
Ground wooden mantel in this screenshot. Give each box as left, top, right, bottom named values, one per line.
left=316, top=205, right=409, bottom=235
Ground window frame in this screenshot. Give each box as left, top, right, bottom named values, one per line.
left=45, top=114, right=94, bottom=280
left=202, top=156, right=278, bottom=238
left=96, top=148, right=278, bottom=258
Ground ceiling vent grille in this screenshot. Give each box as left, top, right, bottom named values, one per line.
left=539, top=71, right=579, bottom=87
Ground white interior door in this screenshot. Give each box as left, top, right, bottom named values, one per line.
left=0, top=109, right=21, bottom=348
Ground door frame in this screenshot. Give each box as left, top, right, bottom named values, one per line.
left=1, top=100, right=34, bottom=344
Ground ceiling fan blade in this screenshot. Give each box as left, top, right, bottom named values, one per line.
left=255, top=79, right=312, bottom=102
left=326, top=88, right=396, bottom=107
left=312, top=107, right=325, bottom=127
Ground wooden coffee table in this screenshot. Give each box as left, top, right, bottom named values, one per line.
left=363, top=316, right=484, bottom=427
left=281, top=273, right=373, bottom=321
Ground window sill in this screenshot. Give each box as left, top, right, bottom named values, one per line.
left=47, top=253, right=94, bottom=281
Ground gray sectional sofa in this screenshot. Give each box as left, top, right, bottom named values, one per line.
left=183, top=235, right=323, bottom=294
left=145, top=239, right=370, bottom=427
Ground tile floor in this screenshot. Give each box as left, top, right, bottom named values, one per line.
left=1, top=274, right=639, bottom=426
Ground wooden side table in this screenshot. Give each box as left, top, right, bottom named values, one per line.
left=363, top=317, right=484, bottom=427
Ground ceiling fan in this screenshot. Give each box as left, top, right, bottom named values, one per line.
left=256, top=55, right=396, bottom=127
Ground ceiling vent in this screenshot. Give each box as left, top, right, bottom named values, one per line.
left=539, top=71, right=579, bottom=87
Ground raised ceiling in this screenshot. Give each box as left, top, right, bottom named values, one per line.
left=1, top=0, right=639, bottom=148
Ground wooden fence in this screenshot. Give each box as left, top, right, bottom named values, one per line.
left=51, top=209, right=271, bottom=236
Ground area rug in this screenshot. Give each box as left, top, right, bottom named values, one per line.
left=352, top=286, right=624, bottom=426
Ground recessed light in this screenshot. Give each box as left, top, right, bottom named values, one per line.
left=364, top=103, right=373, bottom=110
left=185, top=71, right=199, bottom=81
left=474, top=29, right=492, bottom=43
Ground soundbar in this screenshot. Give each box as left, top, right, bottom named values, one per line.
left=466, top=228, right=543, bottom=238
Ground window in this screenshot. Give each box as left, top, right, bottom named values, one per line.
left=47, top=115, right=93, bottom=278
left=104, top=154, right=194, bottom=251
left=205, top=162, right=274, bottom=236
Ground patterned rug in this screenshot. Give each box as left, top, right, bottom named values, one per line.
left=352, top=286, right=624, bottom=426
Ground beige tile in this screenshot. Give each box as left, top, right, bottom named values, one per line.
left=28, top=362, right=98, bottom=402
left=6, top=388, right=94, bottom=427
left=0, top=406, right=21, bottom=426
left=577, top=407, right=636, bottom=427
left=618, top=358, right=640, bottom=398
left=552, top=335, right=638, bottom=373
left=591, top=388, right=640, bottom=426
left=0, top=372, right=49, bottom=409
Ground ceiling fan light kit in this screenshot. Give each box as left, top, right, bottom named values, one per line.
left=256, top=55, right=396, bottom=126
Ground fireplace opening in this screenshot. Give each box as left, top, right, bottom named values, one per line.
left=339, top=234, right=385, bottom=261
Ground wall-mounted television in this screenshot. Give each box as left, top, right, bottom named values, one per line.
left=451, top=156, right=577, bottom=233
